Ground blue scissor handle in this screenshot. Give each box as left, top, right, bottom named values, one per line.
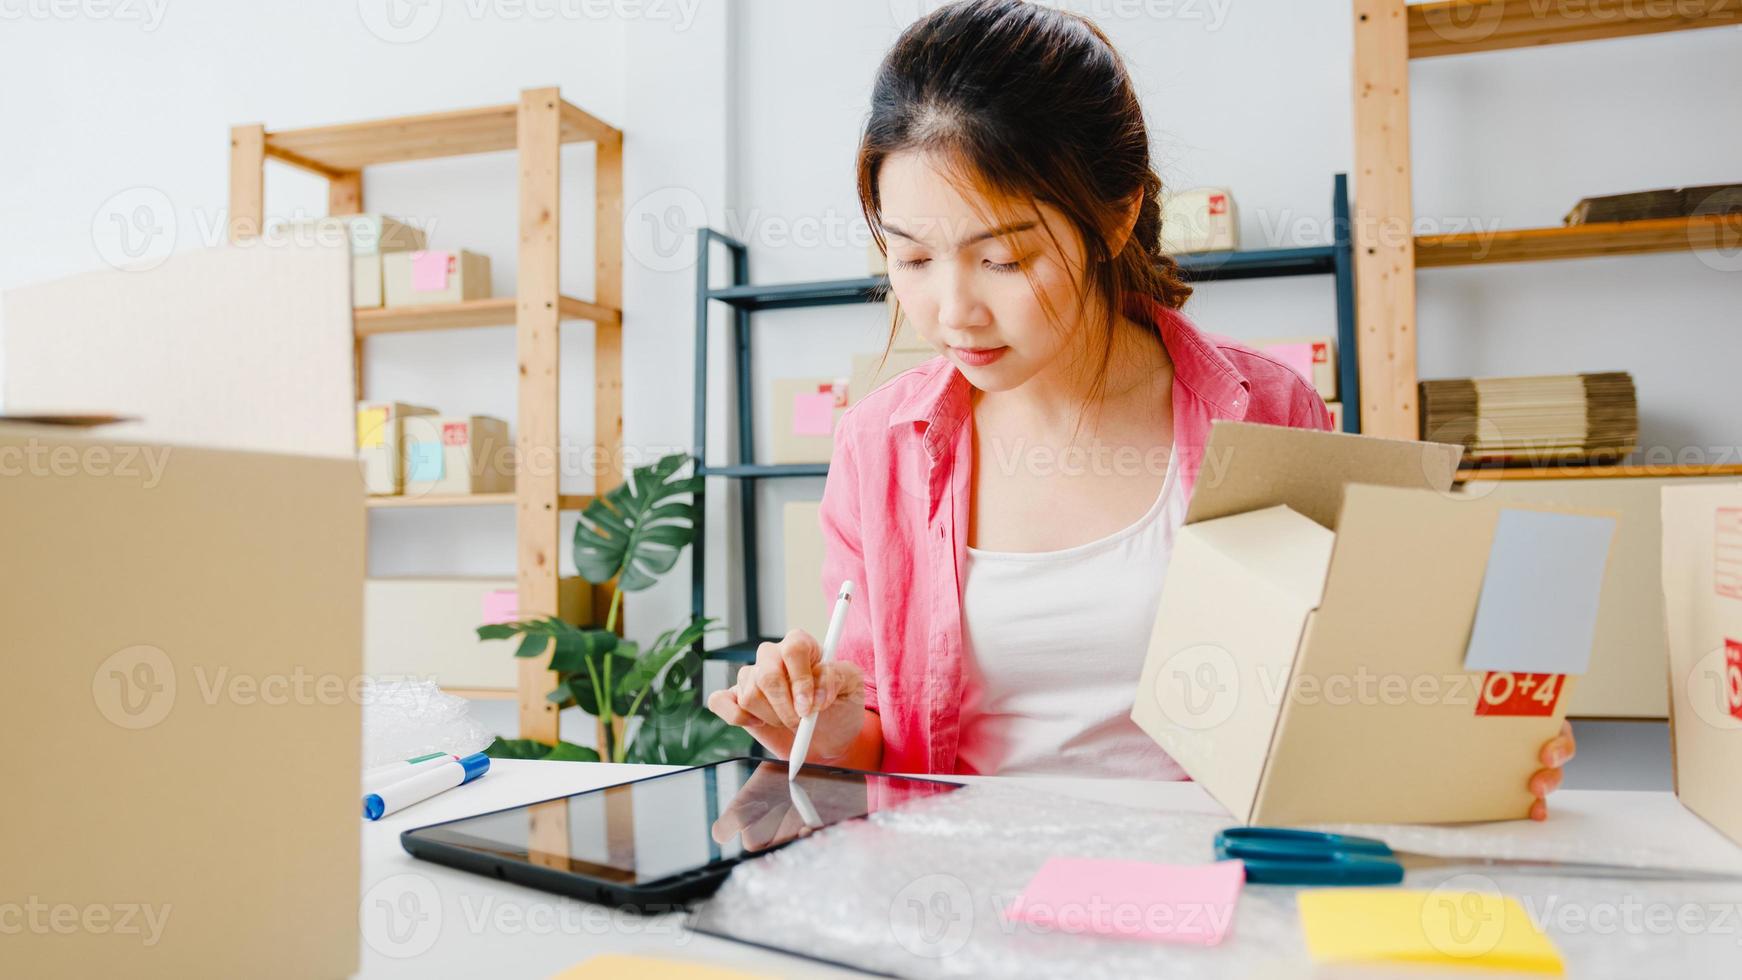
left=1215, top=827, right=1404, bottom=886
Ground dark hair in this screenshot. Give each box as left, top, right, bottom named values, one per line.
left=856, top=0, right=1191, bottom=400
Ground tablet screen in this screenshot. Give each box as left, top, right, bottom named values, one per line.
left=404, top=758, right=962, bottom=886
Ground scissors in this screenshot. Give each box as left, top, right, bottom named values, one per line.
left=1216, top=827, right=1742, bottom=887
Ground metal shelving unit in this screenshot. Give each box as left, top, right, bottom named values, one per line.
left=692, top=174, right=1357, bottom=663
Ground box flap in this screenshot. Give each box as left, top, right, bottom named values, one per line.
left=1187, top=421, right=1463, bottom=531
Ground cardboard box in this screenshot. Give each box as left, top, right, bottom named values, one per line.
left=1253, top=335, right=1338, bottom=401
left=383, top=249, right=492, bottom=307
left=357, top=401, right=437, bottom=495
left=770, top=377, right=848, bottom=465
left=1661, top=483, right=1742, bottom=846
left=784, top=501, right=828, bottom=640
left=365, top=576, right=592, bottom=691
left=1, top=430, right=361, bottom=978
left=1325, top=400, right=1343, bottom=431
left=354, top=253, right=385, bottom=308
left=1458, top=472, right=1742, bottom=718
left=401, top=414, right=514, bottom=497
left=275, top=212, right=427, bottom=255
left=1161, top=186, right=1238, bottom=253
left=849, top=349, right=936, bottom=406
left=1132, top=421, right=1617, bottom=825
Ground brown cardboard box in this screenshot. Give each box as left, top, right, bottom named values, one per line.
left=272, top=214, right=426, bottom=308
left=1132, top=421, right=1617, bottom=825
left=401, top=414, right=514, bottom=497
left=849, top=349, right=936, bottom=406
left=357, top=401, right=438, bottom=495
left=1252, top=335, right=1338, bottom=401
left=783, top=501, right=828, bottom=640
left=1161, top=186, right=1238, bottom=253
left=1457, top=472, right=1742, bottom=719
left=770, top=377, right=848, bottom=465
left=383, top=249, right=492, bottom=307
left=0, top=430, right=361, bottom=978
left=1325, top=400, right=1343, bottom=431
left=365, top=576, right=592, bottom=691
left=1661, top=483, right=1742, bottom=846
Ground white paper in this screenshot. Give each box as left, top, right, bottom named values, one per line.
left=1464, top=508, right=1616, bottom=676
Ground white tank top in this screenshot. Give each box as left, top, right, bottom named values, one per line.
left=955, top=448, right=1189, bottom=779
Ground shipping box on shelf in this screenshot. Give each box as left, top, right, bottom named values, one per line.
left=383, top=249, right=492, bottom=307
left=1132, top=421, right=1618, bottom=825
left=1161, top=187, right=1238, bottom=253
left=275, top=213, right=427, bottom=308
left=1660, top=482, right=1742, bottom=847
left=365, top=576, right=592, bottom=691
left=770, top=378, right=848, bottom=465
left=1252, top=335, right=1338, bottom=401
left=357, top=401, right=437, bottom=495
left=849, top=349, right=936, bottom=407
left=401, top=414, right=514, bottom=497
left=784, top=500, right=827, bottom=640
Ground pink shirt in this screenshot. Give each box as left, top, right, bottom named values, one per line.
left=817, top=295, right=1334, bottom=775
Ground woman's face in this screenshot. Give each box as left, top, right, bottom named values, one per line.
left=877, top=150, right=1092, bottom=393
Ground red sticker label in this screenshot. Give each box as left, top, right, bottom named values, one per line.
left=1718, top=509, right=1742, bottom=599
left=1474, top=672, right=1564, bottom=717
left=1725, top=639, right=1742, bottom=722
left=441, top=422, right=468, bottom=447
left=1208, top=194, right=1228, bottom=215
left=1312, top=342, right=1328, bottom=363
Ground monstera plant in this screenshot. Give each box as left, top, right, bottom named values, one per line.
left=478, top=453, right=749, bottom=765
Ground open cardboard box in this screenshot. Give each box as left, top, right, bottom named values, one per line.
left=1132, top=421, right=1618, bottom=825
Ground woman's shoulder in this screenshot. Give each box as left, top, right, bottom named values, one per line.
left=836, top=353, right=952, bottom=443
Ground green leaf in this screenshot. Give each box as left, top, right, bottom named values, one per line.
left=619, top=617, right=719, bottom=699
left=476, top=624, right=518, bottom=641
left=514, top=633, right=550, bottom=659
left=572, top=453, right=700, bottom=592
left=483, top=737, right=600, bottom=763
left=547, top=629, right=618, bottom=674
left=622, top=699, right=750, bottom=765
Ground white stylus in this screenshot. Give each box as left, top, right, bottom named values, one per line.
left=787, top=579, right=854, bottom=780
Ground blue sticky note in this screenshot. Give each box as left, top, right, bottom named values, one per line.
left=408, top=441, right=445, bottom=482
left=1463, top=509, right=1616, bottom=676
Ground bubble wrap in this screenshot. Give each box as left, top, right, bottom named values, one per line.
left=360, top=678, right=494, bottom=768
left=687, top=782, right=1742, bottom=979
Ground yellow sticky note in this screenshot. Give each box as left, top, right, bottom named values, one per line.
left=550, top=955, right=774, bottom=980
left=1298, top=887, right=1563, bottom=974
left=356, top=407, right=388, bottom=448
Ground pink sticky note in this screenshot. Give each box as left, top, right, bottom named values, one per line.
left=791, top=392, right=836, bottom=436
left=412, top=251, right=452, bottom=292
left=481, top=589, right=519, bottom=625
left=1003, top=858, right=1245, bottom=945
left=1264, top=343, right=1316, bottom=385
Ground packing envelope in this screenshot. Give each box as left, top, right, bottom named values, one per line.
left=1661, top=483, right=1742, bottom=846
left=1133, top=422, right=1617, bottom=825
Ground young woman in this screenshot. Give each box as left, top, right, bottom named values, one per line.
left=707, top=0, right=1574, bottom=819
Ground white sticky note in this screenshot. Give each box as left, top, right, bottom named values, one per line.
left=1463, top=509, right=1616, bottom=676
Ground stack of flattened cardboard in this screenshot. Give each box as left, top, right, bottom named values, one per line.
left=1565, top=183, right=1742, bottom=225
left=1420, top=371, right=1638, bottom=465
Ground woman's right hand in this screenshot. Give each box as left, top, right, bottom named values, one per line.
left=705, top=628, right=866, bottom=761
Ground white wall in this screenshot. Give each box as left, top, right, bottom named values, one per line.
left=3, top=1, right=1738, bottom=669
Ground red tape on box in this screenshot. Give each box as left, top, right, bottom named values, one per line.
left=1474, top=671, right=1564, bottom=717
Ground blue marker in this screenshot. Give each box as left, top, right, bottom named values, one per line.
left=363, top=752, right=490, bottom=820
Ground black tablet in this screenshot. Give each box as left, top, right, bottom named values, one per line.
left=400, top=756, right=964, bottom=911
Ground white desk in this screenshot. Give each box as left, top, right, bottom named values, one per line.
left=358, top=761, right=1742, bottom=978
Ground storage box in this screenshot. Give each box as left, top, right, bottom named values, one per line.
left=400, top=414, right=514, bottom=497
left=1252, top=335, right=1337, bottom=401
left=1457, top=472, right=1742, bottom=719
left=365, top=576, right=593, bottom=692
left=849, top=349, right=936, bottom=406
left=783, top=501, right=827, bottom=640
left=1659, top=483, right=1742, bottom=846
left=1132, top=421, right=1618, bottom=825
left=383, top=249, right=492, bottom=307
left=357, top=401, right=437, bottom=495
left=770, top=377, right=848, bottom=465
left=1160, top=187, right=1238, bottom=254
left=1325, top=400, right=1343, bottom=431
left=273, top=214, right=426, bottom=309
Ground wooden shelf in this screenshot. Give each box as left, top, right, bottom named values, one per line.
left=1415, top=213, right=1737, bottom=267
left=366, top=492, right=591, bottom=510
left=1458, top=463, right=1742, bottom=481
left=354, top=295, right=620, bottom=336
left=1408, top=0, right=1737, bottom=59
left=263, top=98, right=617, bottom=174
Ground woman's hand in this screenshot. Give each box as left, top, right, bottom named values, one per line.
left=705, top=628, right=866, bottom=761
left=1528, top=721, right=1577, bottom=821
